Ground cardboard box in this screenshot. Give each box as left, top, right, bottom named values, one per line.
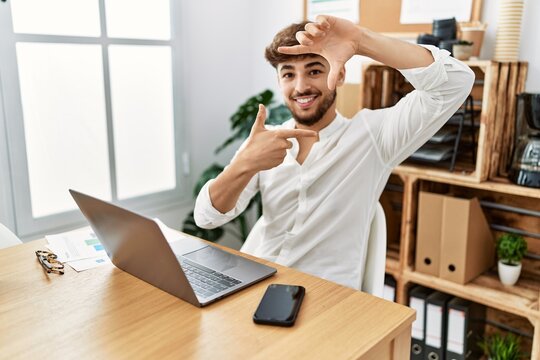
left=415, top=192, right=495, bottom=284
left=415, top=192, right=444, bottom=276
left=439, top=196, right=494, bottom=284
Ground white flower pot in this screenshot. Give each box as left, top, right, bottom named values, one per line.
left=498, top=260, right=522, bottom=286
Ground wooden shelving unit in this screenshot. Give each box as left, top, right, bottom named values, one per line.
left=383, top=170, right=540, bottom=359
left=358, top=60, right=529, bottom=183
left=402, top=269, right=539, bottom=322
left=341, top=59, right=540, bottom=357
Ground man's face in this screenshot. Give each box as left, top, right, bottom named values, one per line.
left=277, top=56, right=337, bottom=126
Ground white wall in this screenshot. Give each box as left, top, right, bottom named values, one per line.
left=180, top=0, right=253, bottom=181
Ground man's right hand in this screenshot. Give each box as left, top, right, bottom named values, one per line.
left=235, top=104, right=318, bottom=173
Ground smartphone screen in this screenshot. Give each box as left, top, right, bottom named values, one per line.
left=253, top=284, right=305, bottom=326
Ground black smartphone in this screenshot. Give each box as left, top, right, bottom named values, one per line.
left=253, top=284, right=305, bottom=327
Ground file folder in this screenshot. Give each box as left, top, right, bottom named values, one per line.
left=409, top=286, right=433, bottom=360
left=383, top=274, right=396, bottom=302
left=446, top=297, right=486, bottom=360
left=425, top=291, right=453, bottom=360
left=415, top=192, right=443, bottom=276
left=438, top=196, right=494, bottom=284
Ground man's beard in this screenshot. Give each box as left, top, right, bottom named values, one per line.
left=288, top=90, right=337, bottom=126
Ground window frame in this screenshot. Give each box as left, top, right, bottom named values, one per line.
left=0, top=0, right=191, bottom=239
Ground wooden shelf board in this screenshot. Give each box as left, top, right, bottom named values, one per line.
left=403, top=269, right=539, bottom=322
left=385, top=253, right=400, bottom=278
left=394, top=164, right=479, bottom=183
left=393, top=167, right=540, bottom=198
left=463, top=59, right=492, bottom=69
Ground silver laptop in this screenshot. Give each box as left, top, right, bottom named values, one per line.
left=70, top=190, right=276, bottom=307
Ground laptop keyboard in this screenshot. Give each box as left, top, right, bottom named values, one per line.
left=180, top=259, right=241, bottom=298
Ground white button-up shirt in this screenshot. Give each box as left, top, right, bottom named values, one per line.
left=194, top=45, right=475, bottom=289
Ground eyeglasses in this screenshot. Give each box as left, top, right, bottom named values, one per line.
left=35, top=250, right=65, bottom=275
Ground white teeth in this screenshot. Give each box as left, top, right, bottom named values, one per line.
left=297, top=97, right=314, bottom=104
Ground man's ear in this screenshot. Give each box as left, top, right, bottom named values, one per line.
left=336, top=67, right=346, bottom=87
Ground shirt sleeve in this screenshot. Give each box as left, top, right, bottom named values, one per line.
left=193, top=141, right=260, bottom=229
left=361, top=44, right=475, bottom=167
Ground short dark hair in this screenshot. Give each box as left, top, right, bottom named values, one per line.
left=265, top=21, right=318, bottom=68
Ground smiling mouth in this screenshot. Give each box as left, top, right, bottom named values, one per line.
left=294, top=95, right=318, bottom=109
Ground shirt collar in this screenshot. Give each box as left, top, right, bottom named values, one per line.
left=317, top=112, right=345, bottom=140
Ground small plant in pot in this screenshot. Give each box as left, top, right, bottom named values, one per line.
left=453, top=40, right=474, bottom=60
left=496, top=233, right=527, bottom=286
left=478, top=332, right=525, bottom=360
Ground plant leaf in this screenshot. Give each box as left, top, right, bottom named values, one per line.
left=193, top=163, right=224, bottom=197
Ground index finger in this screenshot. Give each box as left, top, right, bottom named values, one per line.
left=277, top=44, right=313, bottom=56
left=274, top=129, right=318, bottom=138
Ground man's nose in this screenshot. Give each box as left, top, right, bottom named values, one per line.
left=294, top=76, right=311, bottom=93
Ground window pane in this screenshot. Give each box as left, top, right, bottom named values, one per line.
left=108, top=45, right=176, bottom=200
left=105, top=0, right=171, bottom=40
left=16, top=43, right=112, bottom=218
left=11, top=0, right=101, bottom=37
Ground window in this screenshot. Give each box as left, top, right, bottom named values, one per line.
left=0, top=0, right=188, bottom=238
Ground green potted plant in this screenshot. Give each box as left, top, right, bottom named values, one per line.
left=478, top=332, right=525, bottom=360
left=453, top=40, right=474, bottom=60
left=496, top=233, right=528, bottom=286
left=182, top=89, right=291, bottom=243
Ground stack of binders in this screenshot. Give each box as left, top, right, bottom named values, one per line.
left=409, top=286, right=486, bottom=360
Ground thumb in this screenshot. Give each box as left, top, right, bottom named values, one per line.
left=250, top=104, right=267, bottom=135
left=327, top=62, right=343, bottom=91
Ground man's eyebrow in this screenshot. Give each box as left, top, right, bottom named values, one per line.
left=279, top=64, right=295, bottom=71
left=279, top=61, right=325, bottom=72
left=305, top=61, right=325, bottom=68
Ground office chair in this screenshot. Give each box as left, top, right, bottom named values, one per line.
left=242, top=203, right=387, bottom=297
left=361, top=202, right=387, bottom=298
left=0, top=223, right=22, bottom=250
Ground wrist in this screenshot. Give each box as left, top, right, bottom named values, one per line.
left=231, top=154, right=258, bottom=178
left=353, top=26, right=369, bottom=55
left=354, top=27, right=377, bottom=58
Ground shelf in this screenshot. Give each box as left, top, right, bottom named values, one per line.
left=402, top=269, right=540, bottom=322
left=394, top=164, right=478, bottom=183
left=359, top=57, right=539, bottom=357
left=385, top=253, right=400, bottom=279
left=393, top=167, right=540, bottom=198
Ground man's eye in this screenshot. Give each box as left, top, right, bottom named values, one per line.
left=310, top=69, right=322, bottom=75
left=282, top=73, right=293, bottom=79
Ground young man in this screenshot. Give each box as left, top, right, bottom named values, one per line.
left=194, top=16, right=474, bottom=288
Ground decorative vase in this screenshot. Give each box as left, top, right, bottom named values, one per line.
left=497, top=260, right=522, bottom=286
left=453, top=44, right=474, bottom=60
left=493, top=0, right=524, bottom=61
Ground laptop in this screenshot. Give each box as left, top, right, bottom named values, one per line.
left=69, top=190, right=276, bottom=307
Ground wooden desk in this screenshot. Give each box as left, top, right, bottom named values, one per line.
left=0, top=239, right=415, bottom=359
